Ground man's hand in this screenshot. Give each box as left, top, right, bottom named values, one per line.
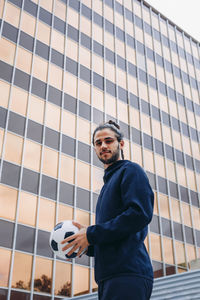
left=61, top=221, right=89, bottom=258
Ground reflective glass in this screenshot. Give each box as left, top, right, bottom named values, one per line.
left=18, top=192, right=37, bottom=226
left=4, top=132, right=23, bottom=165
left=150, top=233, right=162, bottom=261
left=74, top=266, right=89, bottom=296
left=38, top=198, right=56, bottom=231
left=163, top=237, right=174, bottom=265
left=12, top=252, right=32, bottom=290
left=55, top=261, right=71, bottom=296
left=0, top=184, right=17, bottom=221
left=0, top=248, right=11, bottom=287
left=34, top=257, right=52, bottom=294
left=60, top=154, right=75, bottom=184
left=77, top=160, right=90, bottom=190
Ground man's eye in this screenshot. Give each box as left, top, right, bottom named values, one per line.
left=95, top=142, right=101, bottom=146
left=105, top=139, right=113, bottom=144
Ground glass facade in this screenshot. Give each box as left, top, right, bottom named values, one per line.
left=0, top=0, right=200, bottom=298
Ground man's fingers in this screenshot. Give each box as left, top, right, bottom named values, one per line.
left=62, top=239, right=77, bottom=251
left=61, top=234, right=77, bottom=244
left=67, top=244, right=80, bottom=257
left=72, top=221, right=82, bottom=229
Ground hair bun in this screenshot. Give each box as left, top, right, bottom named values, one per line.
left=107, top=120, right=120, bottom=129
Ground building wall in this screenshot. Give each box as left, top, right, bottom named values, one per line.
left=0, top=0, right=200, bottom=299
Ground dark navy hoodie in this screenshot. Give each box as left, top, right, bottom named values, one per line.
left=86, top=160, right=154, bottom=283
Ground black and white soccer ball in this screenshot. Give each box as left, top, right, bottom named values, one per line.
left=49, top=220, right=79, bottom=259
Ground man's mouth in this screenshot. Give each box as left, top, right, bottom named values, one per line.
left=100, top=151, right=111, bottom=155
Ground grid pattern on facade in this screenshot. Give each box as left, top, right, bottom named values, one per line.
left=0, top=0, right=200, bottom=299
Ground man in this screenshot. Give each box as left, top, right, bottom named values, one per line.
left=62, top=120, right=154, bottom=300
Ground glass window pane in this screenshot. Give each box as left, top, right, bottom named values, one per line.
left=159, top=194, right=170, bottom=219
left=154, top=192, right=158, bottom=215
left=42, top=147, right=59, bottom=178
left=55, top=261, right=71, bottom=296
left=45, top=102, right=61, bottom=131
left=37, top=21, right=51, bottom=45
left=0, top=184, right=17, bottom=221
left=92, top=87, right=104, bottom=111
left=93, top=166, right=104, bottom=194
left=29, top=95, right=44, bottom=124
left=23, top=140, right=42, bottom=173
left=0, top=248, right=11, bottom=287
left=192, top=207, right=200, bottom=230
left=175, top=241, right=186, bottom=268
left=74, top=266, right=89, bottom=296
left=51, top=29, right=64, bottom=53
left=92, top=269, right=98, bottom=292
left=0, top=81, right=10, bottom=109
left=12, top=252, right=32, bottom=290
left=132, top=143, right=142, bottom=165
left=0, top=38, right=16, bottom=65
left=34, top=257, right=52, bottom=294
left=176, top=165, right=187, bottom=186
left=57, top=204, right=73, bottom=224
left=143, top=149, right=154, bottom=173
left=78, top=118, right=91, bottom=144
left=54, top=0, right=66, bottom=21
left=16, top=47, right=32, bottom=74
left=155, top=154, right=165, bottom=177
left=77, top=160, right=90, bottom=190
left=76, top=209, right=90, bottom=226
left=182, top=203, right=192, bottom=227
left=18, top=192, right=37, bottom=226
left=49, top=63, right=63, bottom=90
left=60, top=154, right=75, bottom=184
left=10, top=86, right=28, bottom=117
left=163, top=237, right=174, bottom=265
left=33, top=56, right=48, bottom=83
left=118, top=101, right=128, bottom=124
left=38, top=198, right=56, bottom=231
left=150, top=233, right=162, bottom=261
left=62, top=110, right=76, bottom=138
left=4, top=132, right=23, bottom=165
left=187, top=244, right=196, bottom=264
left=79, top=80, right=91, bottom=105
left=21, top=11, right=36, bottom=36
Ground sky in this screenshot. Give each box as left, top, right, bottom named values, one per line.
left=146, top=0, right=200, bottom=42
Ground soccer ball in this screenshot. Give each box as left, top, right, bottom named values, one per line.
left=49, top=220, right=79, bottom=259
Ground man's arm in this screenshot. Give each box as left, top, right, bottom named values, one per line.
left=87, top=164, right=154, bottom=245
left=62, top=164, right=154, bottom=254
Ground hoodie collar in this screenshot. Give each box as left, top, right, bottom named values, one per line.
left=103, top=160, right=127, bottom=183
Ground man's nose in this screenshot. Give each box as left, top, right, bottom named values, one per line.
left=101, top=141, right=107, bottom=148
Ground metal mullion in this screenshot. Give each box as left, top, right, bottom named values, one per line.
left=102, top=0, right=106, bottom=122
left=49, top=1, right=72, bottom=299
left=131, top=0, right=144, bottom=168
left=165, top=24, right=189, bottom=271
left=3, top=1, right=32, bottom=299
left=89, top=0, right=94, bottom=294
left=156, top=16, right=180, bottom=274
left=0, top=0, right=6, bottom=38
left=122, top=0, right=133, bottom=163
left=180, top=33, right=200, bottom=258
left=148, top=7, right=168, bottom=276
left=110, top=0, right=118, bottom=124
left=71, top=0, right=82, bottom=296
left=174, top=27, right=198, bottom=266
left=29, top=1, right=56, bottom=299
left=141, top=2, right=166, bottom=268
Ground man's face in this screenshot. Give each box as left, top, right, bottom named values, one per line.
left=93, top=128, right=124, bottom=168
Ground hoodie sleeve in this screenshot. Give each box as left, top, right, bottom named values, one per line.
left=87, top=164, right=154, bottom=245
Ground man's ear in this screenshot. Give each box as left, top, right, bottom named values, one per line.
left=120, top=140, right=124, bottom=149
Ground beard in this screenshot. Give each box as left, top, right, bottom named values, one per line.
left=98, top=145, right=120, bottom=165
